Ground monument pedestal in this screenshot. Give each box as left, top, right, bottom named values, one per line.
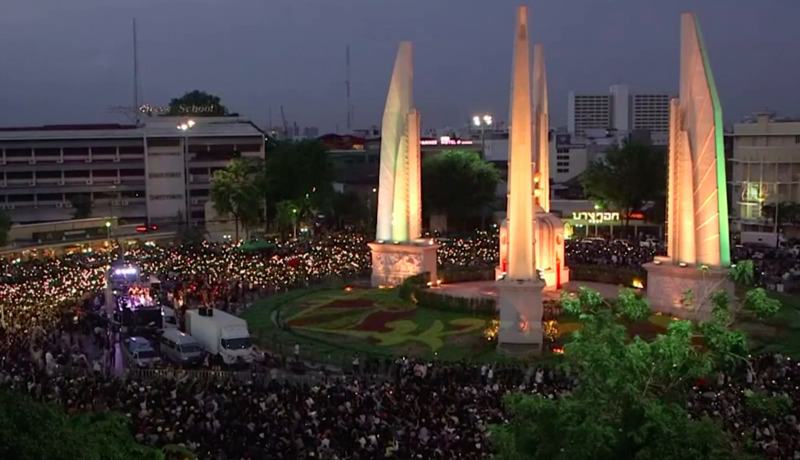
left=368, top=241, right=439, bottom=288
left=644, top=258, right=733, bottom=320
left=495, top=278, right=545, bottom=355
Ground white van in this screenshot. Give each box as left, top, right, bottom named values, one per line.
left=159, top=329, right=204, bottom=365
left=161, top=306, right=178, bottom=330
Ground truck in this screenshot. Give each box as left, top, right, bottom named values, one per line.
left=185, top=308, right=253, bottom=365
left=740, top=231, right=787, bottom=249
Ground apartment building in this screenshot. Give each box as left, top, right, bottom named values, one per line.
left=0, top=117, right=264, bottom=226
left=729, top=113, right=800, bottom=226
left=568, top=84, right=671, bottom=145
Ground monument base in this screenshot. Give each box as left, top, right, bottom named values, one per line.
left=495, top=278, right=545, bottom=352
left=368, top=241, right=439, bottom=288
left=644, top=259, right=733, bottom=320
left=494, top=266, right=570, bottom=291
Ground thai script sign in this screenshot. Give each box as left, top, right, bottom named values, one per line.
left=571, top=211, right=620, bottom=224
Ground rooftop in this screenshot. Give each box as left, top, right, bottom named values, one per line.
left=0, top=118, right=264, bottom=142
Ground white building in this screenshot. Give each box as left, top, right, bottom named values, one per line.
left=568, top=84, right=671, bottom=145
left=729, top=113, right=800, bottom=225
left=0, top=117, right=264, bottom=226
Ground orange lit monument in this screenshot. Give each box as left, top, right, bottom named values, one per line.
left=644, top=13, right=732, bottom=317
left=496, top=40, right=569, bottom=289
left=495, top=6, right=545, bottom=351
left=369, top=42, right=439, bottom=287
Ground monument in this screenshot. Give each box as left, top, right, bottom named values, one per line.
left=369, top=42, right=439, bottom=288
left=495, top=6, right=546, bottom=352
left=644, top=13, right=733, bottom=318
left=496, top=34, right=569, bottom=289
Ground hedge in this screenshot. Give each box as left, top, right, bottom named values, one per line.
left=399, top=272, right=496, bottom=317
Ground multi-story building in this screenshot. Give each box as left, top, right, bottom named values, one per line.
left=0, top=117, right=264, bottom=226
left=729, top=113, right=800, bottom=227
left=568, top=84, right=671, bottom=145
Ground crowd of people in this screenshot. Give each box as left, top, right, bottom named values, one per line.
left=1, top=232, right=799, bottom=459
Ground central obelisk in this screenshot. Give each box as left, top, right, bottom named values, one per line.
left=496, top=6, right=545, bottom=352
left=369, top=42, right=439, bottom=287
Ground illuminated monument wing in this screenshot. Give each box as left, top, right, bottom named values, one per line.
left=496, top=39, right=569, bottom=289
left=495, top=6, right=545, bottom=353
left=644, top=13, right=732, bottom=317
left=369, top=42, right=438, bottom=287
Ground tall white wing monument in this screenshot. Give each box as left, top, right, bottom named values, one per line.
left=644, top=13, right=733, bottom=318
left=495, top=6, right=546, bottom=353
left=369, top=42, right=439, bottom=287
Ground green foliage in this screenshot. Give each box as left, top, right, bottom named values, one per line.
left=581, top=141, right=666, bottom=234
left=0, top=389, right=163, bottom=460
left=167, top=90, right=229, bottom=116
left=210, top=158, right=266, bottom=238
left=274, top=200, right=301, bottom=235
left=397, top=273, right=496, bottom=316
left=568, top=264, right=646, bottom=287
left=331, top=191, right=369, bottom=230
left=0, top=209, right=10, bottom=247
left=760, top=201, right=800, bottom=226
left=495, top=285, right=779, bottom=460
left=742, top=288, right=781, bottom=320
left=422, top=150, right=500, bottom=230
left=743, top=390, right=793, bottom=419
left=69, top=193, right=93, bottom=219
left=729, top=260, right=755, bottom=286
left=265, top=140, right=335, bottom=218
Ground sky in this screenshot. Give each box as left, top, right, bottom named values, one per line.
left=0, top=0, right=797, bottom=133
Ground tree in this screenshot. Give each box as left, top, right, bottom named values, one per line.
left=167, top=90, right=229, bottom=117
left=210, top=158, right=265, bottom=241
left=422, top=150, right=500, bottom=232
left=761, top=201, right=800, bottom=228
left=331, top=191, right=369, bottom=230
left=0, top=209, right=10, bottom=247
left=0, top=389, right=164, bottom=460
left=493, top=262, right=779, bottom=460
left=69, top=194, right=93, bottom=219
left=265, top=140, right=335, bottom=225
left=581, top=141, right=666, bottom=236
left=275, top=200, right=301, bottom=238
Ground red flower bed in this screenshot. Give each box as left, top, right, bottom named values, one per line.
left=358, top=309, right=415, bottom=332
left=320, top=299, right=375, bottom=310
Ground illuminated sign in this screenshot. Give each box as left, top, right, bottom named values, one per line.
left=114, top=267, right=138, bottom=276
left=420, top=136, right=474, bottom=146
left=571, top=211, right=620, bottom=224
left=570, top=211, right=646, bottom=223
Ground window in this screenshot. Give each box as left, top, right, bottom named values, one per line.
left=92, top=146, right=116, bottom=155
left=120, top=168, right=145, bottom=177
left=148, top=172, right=181, bottom=179
left=556, top=155, right=569, bottom=160
left=63, top=147, right=89, bottom=156
left=5, top=148, right=31, bottom=157
left=6, top=171, right=33, bottom=180
left=557, top=161, right=569, bottom=167
left=121, top=190, right=144, bottom=199
left=795, top=135, right=800, bottom=144
left=556, top=148, right=569, bottom=154
left=36, top=171, right=62, bottom=179
left=557, top=168, right=569, bottom=173
left=119, top=146, right=143, bottom=155
left=147, top=138, right=181, bottom=148
left=149, top=194, right=183, bottom=200
left=37, top=193, right=63, bottom=201
left=35, top=148, right=61, bottom=156
left=65, top=170, right=90, bottom=178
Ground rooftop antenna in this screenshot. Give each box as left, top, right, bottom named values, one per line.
left=133, top=18, right=141, bottom=125
left=346, top=45, right=352, bottom=132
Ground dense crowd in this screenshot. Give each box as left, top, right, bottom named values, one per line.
left=1, top=232, right=800, bottom=459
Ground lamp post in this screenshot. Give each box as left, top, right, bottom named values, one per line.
left=472, top=115, right=493, bottom=160
left=177, top=120, right=196, bottom=228
left=292, top=208, right=298, bottom=239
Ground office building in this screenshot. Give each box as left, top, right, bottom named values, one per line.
left=0, top=117, right=264, bottom=226
left=729, top=113, right=800, bottom=226
left=568, top=84, right=671, bottom=144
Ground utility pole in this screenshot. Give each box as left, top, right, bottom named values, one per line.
left=346, top=45, right=352, bottom=133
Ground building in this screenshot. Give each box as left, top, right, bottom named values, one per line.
left=0, top=117, right=264, bottom=226
left=568, top=84, right=671, bottom=145
left=729, top=113, right=800, bottom=226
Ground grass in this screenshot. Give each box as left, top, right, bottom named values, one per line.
left=748, top=292, right=800, bottom=358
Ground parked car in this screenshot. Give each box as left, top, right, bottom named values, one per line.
left=158, top=329, right=204, bottom=365
left=122, top=336, right=161, bottom=368
left=640, top=237, right=659, bottom=248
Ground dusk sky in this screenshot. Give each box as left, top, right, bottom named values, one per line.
left=0, top=0, right=797, bottom=133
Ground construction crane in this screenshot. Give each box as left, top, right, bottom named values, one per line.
left=280, top=105, right=289, bottom=139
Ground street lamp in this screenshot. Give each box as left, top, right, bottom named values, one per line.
left=473, top=114, right=493, bottom=159
left=177, top=120, right=196, bottom=227
left=292, top=208, right=298, bottom=239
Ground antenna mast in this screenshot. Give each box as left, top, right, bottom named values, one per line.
left=346, top=45, right=352, bottom=133
left=133, top=18, right=141, bottom=124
